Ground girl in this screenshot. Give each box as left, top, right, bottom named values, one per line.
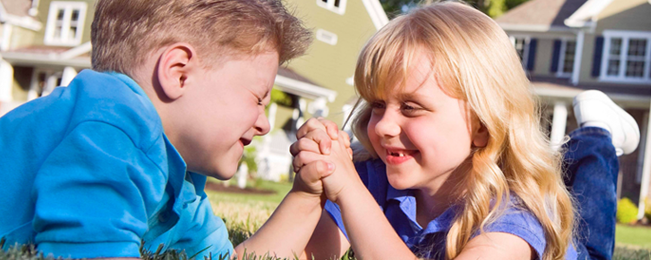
left=293, top=2, right=575, bottom=260
left=238, top=2, right=638, bottom=260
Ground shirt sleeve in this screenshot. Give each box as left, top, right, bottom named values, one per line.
left=324, top=160, right=383, bottom=241
left=484, top=207, right=547, bottom=260
left=32, top=121, right=166, bottom=259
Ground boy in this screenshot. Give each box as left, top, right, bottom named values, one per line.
left=0, top=0, right=314, bottom=258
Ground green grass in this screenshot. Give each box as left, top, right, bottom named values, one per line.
left=4, top=180, right=651, bottom=260
left=207, top=178, right=292, bottom=204
left=616, top=224, right=651, bottom=249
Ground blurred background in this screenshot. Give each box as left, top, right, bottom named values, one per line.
left=0, top=0, right=650, bottom=257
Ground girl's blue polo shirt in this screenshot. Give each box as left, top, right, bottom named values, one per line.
left=324, top=159, right=578, bottom=260
left=0, top=70, right=233, bottom=258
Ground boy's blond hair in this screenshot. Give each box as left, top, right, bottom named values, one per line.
left=350, top=2, right=574, bottom=260
left=91, top=0, right=312, bottom=76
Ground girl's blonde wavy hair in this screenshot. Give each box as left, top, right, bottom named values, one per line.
left=349, top=2, right=574, bottom=260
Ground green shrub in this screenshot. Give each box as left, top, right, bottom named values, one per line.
left=617, top=197, right=639, bottom=224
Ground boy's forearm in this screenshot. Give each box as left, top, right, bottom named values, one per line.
left=337, top=185, right=418, bottom=260
left=235, top=190, right=324, bottom=259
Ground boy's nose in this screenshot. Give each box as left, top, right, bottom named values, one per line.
left=255, top=113, right=271, bottom=136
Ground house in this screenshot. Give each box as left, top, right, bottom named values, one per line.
left=496, top=0, right=651, bottom=220
left=0, top=0, right=388, bottom=182
left=0, top=0, right=90, bottom=115
left=254, top=0, right=388, bottom=181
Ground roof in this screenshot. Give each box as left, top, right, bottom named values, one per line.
left=275, top=67, right=337, bottom=102
left=277, top=67, right=318, bottom=86
left=531, top=75, right=651, bottom=108
left=1, top=44, right=91, bottom=67
left=496, top=0, right=587, bottom=30
left=361, top=0, right=389, bottom=30
left=0, top=0, right=41, bottom=30
left=0, top=0, right=32, bottom=18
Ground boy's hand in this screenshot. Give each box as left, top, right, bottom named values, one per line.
left=290, top=160, right=334, bottom=199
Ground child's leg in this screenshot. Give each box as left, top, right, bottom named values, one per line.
left=563, top=127, right=619, bottom=260
left=563, top=90, right=640, bottom=260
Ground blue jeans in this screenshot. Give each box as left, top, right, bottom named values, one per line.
left=563, top=127, right=619, bottom=260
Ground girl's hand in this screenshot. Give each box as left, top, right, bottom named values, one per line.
left=319, top=138, right=363, bottom=204
left=290, top=118, right=352, bottom=162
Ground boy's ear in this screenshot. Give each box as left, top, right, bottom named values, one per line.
left=472, top=121, right=489, bottom=148
left=156, top=43, right=197, bottom=100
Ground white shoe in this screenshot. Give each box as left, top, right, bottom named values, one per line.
left=573, top=90, right=640, bottom=156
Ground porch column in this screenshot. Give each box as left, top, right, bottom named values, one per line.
left=1, top=23, right=12, bottom=51
left=308, top=97, right=329, bottom=118
left=550, top=101, right=568, bottom=150
left=61, top=66, right=77, bottom=87
left=294, top=98, right=307, bottom=129
left=638, top=105, right=651, bottom=220
left=256, top=102, right=277, bottom=180
left=41, top=74, right=59, bottom=97
left=0, top=58, right=13, bottom=102
left=571, top=30, right=584, bottom=85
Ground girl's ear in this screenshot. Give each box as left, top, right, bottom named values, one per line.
left=156, top=43, right=197, bottom=100
left=472, top=122, right=489, bottom=148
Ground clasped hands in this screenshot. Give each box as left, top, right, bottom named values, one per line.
left=289, top=118, right=360, bottom=204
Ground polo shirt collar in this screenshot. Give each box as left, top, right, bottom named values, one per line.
left=386, top=184, right=457, bottom=235
left=161, top=135, right=204, bottom=214
left=106, top=72, right=149, bottom=99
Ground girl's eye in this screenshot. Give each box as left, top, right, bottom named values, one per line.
left=401, top=103, right=422, bottom=115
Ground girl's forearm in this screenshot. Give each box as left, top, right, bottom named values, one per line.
left=337, top=185, right=418, bottom=260
left=235, top=191, right=323, bottom=259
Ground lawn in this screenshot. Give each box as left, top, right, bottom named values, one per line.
left=616, top=224, right=651, bottom=249
left=207, top=179, right=651, bottom=260
left=3, top=179, right=650, bottom=260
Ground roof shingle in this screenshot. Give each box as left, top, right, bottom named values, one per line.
left=0, top=0, right=32, bottom=18
left=496, top=0, right=587, bottom=27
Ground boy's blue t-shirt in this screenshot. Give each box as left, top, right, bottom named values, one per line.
left=324, top=159, right=578, bottom=260
left=0, top=70, right=233, bottom=259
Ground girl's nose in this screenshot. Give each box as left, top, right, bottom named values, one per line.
left=374, top=112, right=400, bottom=138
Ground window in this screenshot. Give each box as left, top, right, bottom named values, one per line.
left=600, top=30, right=651, bottom=83
left=317, top=0, right=347, bottom=15
left=510, top=36, right=530, bottom=66
left=557, top=39, right=576, bottom=77
left=316, top=29, right=338, bottom=45
left=44, top=1, right=87, bottom=46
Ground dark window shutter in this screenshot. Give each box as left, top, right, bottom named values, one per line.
left=591, top=36, right=604, bottom=77
left=550, top=40, right=562, bottom=73
left=526, top=38, right=537, bottom=71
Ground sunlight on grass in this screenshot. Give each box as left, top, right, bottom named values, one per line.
left=616, top=224, right=651, bottom=249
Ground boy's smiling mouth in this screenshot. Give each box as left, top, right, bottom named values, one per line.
left=240, top=138, right=252, bottom=147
